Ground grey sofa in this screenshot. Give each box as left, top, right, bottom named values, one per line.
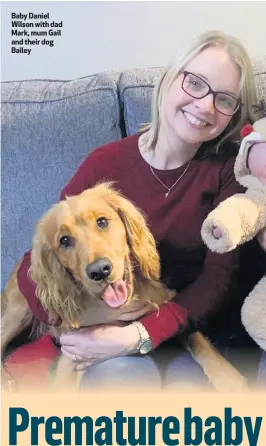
left=1, top=58, right=266, bottom=289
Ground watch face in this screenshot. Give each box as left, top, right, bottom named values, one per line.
left=139, top=339, right=152, bottom=355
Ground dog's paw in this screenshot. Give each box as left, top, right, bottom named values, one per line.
left=206, top=366, right=250, bottom=393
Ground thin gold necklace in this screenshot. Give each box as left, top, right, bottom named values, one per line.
left=149, top=160, right=191, bottom=198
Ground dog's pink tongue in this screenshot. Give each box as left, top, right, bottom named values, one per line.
left=103, top=279, right=128, bottom=307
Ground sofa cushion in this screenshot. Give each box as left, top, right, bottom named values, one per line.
left=119, top=68, right=163, bottom=135
left=1, top=72, right=121, bottom=287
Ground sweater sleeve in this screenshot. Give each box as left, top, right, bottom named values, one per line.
left=140, top=156, right=244, bottom=348
left=17, top=152, right=100, bottom=323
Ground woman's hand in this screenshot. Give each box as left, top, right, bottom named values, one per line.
left=257, top=228, right=266, bottom=252
left=60, top=323, right=141, bottom=371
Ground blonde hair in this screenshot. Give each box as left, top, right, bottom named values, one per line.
left=142, top=30, right=257, bottom=157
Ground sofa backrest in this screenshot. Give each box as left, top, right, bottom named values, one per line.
left=118, top=67, right=163, bottom=135
left=1, top=72, right=121, bottom=287
left=1, top=57, right=265, bottom=288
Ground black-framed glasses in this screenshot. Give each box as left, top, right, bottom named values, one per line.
left=181, top=71, right=242, bottom=116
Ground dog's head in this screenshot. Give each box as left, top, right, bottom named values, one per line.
left=30, top=183, right=160, bottom=325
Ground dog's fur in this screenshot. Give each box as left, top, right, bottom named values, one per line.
left=1, top=183, right=249, bottom=392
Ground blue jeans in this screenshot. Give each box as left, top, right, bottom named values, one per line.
left=80, top=347, right=211, bottom=392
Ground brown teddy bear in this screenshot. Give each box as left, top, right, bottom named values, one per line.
left=201, top=100, right=266, bottom=350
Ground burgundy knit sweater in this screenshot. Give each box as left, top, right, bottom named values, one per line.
left=17, top=134, right=244, bottom=348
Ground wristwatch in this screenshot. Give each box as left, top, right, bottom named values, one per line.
left=132, top=321, right=153, bottom=355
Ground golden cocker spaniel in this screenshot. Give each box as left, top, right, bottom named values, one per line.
left=1, top=183, right=248, bottom=392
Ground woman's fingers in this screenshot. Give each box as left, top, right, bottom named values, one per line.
left=60, top=327, right=89, bottom=345
left=61, top=345, right=79, bottom=356
left=61, top=347, right=93, bottom=368
left=76, top=361, right=93, bottom=371
left=60, top=332, right=78, bottom=346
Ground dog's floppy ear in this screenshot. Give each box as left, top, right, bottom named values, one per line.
left=29, top=208, right=79, bottom=326
left=100, top=184, right=161, bottom=280
left=118, top=205, right=160, bottom=280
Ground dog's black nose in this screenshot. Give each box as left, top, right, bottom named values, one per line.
left=86, top=258, right=112, bottom=281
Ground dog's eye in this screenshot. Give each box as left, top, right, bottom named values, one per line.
left=59, top=235, right=73, bottom=248
left=97, top=217, right=108, bottom=229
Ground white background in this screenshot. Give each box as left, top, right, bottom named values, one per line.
left=1, top=1, right=266, bottom=81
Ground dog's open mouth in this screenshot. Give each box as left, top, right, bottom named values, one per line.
left=102, top=279, right=128, bottom=308
left=102, top=266, right=129, bottom=308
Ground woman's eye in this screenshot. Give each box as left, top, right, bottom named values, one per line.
left=217, top=94, right=236, bottom=109
left=97, top=217, right=109, bottom=229
left=59, top=235, right=73, bottom=248
left=187, top=79, right=202, bottom=89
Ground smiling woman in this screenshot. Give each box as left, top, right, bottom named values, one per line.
left=11, top=30, right=262, bottom=391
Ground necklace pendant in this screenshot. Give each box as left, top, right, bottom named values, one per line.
left=165, top=191, right=170, bottom=198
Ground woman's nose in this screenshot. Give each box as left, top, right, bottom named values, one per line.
left=195, top=93, right=215, bottom=114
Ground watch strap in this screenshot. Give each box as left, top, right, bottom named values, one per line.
left=132, top=321, right=152, bottom=354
